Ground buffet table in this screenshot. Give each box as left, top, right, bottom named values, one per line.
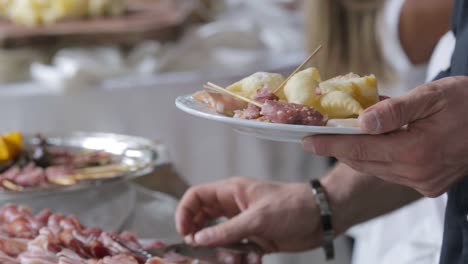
left=0, top=60, right=354, bottom=264
left=0, top=1, right=355, bottom=263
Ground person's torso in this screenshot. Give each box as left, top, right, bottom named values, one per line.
left=439, top=1, right=468, bottom=264
left=450, top=1, right=468, bottom=76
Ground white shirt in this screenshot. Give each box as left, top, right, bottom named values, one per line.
left=349, top=1, right=455, bottom=264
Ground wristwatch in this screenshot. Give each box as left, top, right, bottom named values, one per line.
left=310, top=179, right=335, bottom=261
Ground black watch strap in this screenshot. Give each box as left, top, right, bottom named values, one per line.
left=310, top=179, right=335, bottom=261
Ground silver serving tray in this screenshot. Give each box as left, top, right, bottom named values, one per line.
left=0, top=132, right=160, bottom=199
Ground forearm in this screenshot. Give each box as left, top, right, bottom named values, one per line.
left=322, top=162, right=421, bottom=234
left=399, top=0, right=453, bottom=65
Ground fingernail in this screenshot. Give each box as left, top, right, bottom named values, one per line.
left=194, top=229, right=213, bottom=244
left=360, top=111, right=381, bottom=133
left=184, top=235, right=194, bottom=245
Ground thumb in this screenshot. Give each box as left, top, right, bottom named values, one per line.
left=359, top=84, right=443, bottom=134
left=192, top=211, right=256, bottom=247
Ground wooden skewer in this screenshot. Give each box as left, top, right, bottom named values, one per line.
left=204, top=82, right=263, bottom=108
left=273, top=45, right=323, bottom=93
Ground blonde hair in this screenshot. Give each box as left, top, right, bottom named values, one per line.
left=305, top=0, right=390, bottom=81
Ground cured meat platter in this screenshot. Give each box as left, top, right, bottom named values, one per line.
left=0, top=132, right=161, bottom=198
left=0, top=204, right=262, bottom=263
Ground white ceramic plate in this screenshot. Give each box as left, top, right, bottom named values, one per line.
left=176, top=94, right=365, bottom=143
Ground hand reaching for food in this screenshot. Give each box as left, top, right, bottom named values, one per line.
left=176, top=177, right=327, bottom=253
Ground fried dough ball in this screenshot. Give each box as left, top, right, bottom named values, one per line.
left=283, top=67, right=322, bottom=111
left=320, top=90, right=363, bottom=119
left=319, top=73, right=379, bottom=109
left=226, top=72, right=286, bottom=100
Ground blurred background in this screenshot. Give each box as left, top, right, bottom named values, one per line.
left=0, top=0, right=449, bottom=264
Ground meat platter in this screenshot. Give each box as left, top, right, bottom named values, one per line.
left=0, top=132, right=160, bottom=198
left=0, top=204, right=262, bottom=263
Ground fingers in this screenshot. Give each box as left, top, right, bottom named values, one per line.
left=359, top=82, right=444, bottom=134
left=303, top=132, right=407, bottom=162
left=176, top=179, right=248, bottom=236
left=176, top=186, right=214, bottom=236
left=176, top=183, right=226, bottom=235
left=192, top=210, right=258, bottom=247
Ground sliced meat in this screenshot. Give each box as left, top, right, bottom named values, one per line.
left=253, top=85, right=279, bottom=103
left=260, top=100, right=325, bottom=126
left=13, top=165, right=47, bottom=187
left=0, top=236, right=28, bottom=257
left=145, top=258, right=165, bottom=264
left=36, top=210, right=53, bottom=227
left=118, top=232, right=143, bottom=252
left=297, top=105, right=327, bottom=126
left=47, top=214, right=66, bottom=235
left=0, top=204, right=263, bottom=264
left=18, top=251, right=59, bottom=264
left=260, top=100, right=301, bottom=124
left=194, top=91, right=247, bottom=116
left=234, top=104, right=261, bottom=120
left=0, top=166, right=21, bottom=181
left=27, top=228, right=62, bottom=254
left=0, top=204, right=22, bottom=223
left=96, top=254, right=139, bottom=264
left=98, top=233, right=131, bottom=256
left=4, top=217, right=37, bottom=239
left=0, top=251, right=20, bottom=264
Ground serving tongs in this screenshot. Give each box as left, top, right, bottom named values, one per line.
left=109, top=234, right=262, bottom=263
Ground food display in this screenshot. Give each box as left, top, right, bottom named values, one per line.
left=0, top=204, right=256, bottom=264
left=0, top=132, right=113, bottom=192
left=0, top=132, right=156, bottom=194
left=194, top=67, right=380, bottom=127
left=0, top=0, right=126, bottom=26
